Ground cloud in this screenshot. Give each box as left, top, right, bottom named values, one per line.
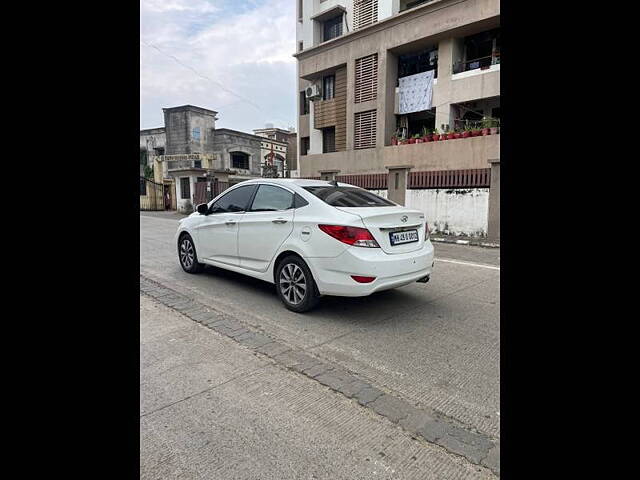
left=140, top=0, right=297, bottom=132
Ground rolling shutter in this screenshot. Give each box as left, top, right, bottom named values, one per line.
left=354, top=110, right=377, bottom=150
left=354, top=0, right=378, bottom=30
left=354, top=53, right=378, bottom=103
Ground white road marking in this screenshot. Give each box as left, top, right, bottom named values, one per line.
left=436, top=258, right=500, bottom=271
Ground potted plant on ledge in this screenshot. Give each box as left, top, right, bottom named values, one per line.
left=391, top=128, right=401, bottom=145
left=422, top=127, right=432, bottom=142
left=462, top=121, right=472, bottom=138
left=481, top=118, right=491, bottom=136
left=446, top=126, right=455, bottom=140
left=490, top=119, right=500, bottom=135
left=432, top=128, right=440, bottom=141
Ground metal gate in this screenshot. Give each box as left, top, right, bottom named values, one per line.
left=140, top=177, right=165, bottom=211
left=194, top=180, right=230, bottom=206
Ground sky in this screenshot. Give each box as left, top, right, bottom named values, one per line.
left=140, top=0, right=297, bottom=133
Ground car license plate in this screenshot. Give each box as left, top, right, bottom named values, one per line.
left=389, top=230, right=418, bottom=246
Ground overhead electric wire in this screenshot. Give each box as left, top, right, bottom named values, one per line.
left=140, top=40, right=294, bottom=130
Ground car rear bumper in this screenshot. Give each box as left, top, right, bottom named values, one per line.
left=307, top=239, right=434, bottom=297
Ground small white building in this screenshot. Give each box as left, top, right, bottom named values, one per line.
left=253, top=125, right=296, bottom=177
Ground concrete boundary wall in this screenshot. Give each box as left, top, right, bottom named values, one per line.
left=371, top=187, right=489, bottom=237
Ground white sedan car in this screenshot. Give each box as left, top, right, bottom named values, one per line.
left=175, top=178, right=434, bottom=312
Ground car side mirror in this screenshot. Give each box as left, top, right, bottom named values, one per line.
left=196, top=203, right=209, bottom=215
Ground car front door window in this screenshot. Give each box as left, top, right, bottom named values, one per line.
left=211, top=185, right=257, bottom=213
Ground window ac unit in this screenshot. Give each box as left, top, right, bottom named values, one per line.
left=305, top=84, right=321, bottom=100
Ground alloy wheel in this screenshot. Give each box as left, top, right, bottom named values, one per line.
left=279, top=263, right=307, bottom=305
left=180, top=238, right=195, bottom=269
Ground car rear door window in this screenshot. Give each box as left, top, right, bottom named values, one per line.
left=303, top=186, right=395, bottom=207
left=212, top=185, right=257, bottom=213
left=249, top=185, right=293, bottom=211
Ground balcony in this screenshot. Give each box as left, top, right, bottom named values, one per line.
left=298, top=134, right=500, bottom=177
left=453, top=53, right=500, bottom=75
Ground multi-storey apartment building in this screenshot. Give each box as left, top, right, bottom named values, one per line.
left=295, top=0, right=500, bottom=176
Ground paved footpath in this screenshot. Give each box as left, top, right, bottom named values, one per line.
left=141, top=293, right=497, bottom=479
left=140, top=212, right=500, bottom=477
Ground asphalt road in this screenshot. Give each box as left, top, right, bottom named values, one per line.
left=140, top=212, right=500, bottom=441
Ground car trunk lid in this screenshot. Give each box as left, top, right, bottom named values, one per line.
left=335, top=206, right=426, bottom=254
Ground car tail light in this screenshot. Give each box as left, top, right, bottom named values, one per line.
left=318, top=225, right=380, bottom=248
left=351, top=275, right=376, bottom=283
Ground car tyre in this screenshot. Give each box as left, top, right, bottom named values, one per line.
left=178, top=233, right=204, bottom=273
left=276, top=255, right=320, bottom=313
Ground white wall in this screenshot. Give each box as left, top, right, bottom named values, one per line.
left=370, top=188, right=489, bottom=237
left=175, top=176, right=196, bottom=214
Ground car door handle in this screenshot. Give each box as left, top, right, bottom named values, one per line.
left=272, top=219, right=288, bottom=224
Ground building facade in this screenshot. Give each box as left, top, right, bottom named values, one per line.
left=253, top=125, right=298, bottom=177
left=141, top=105, right=290, bottom=213
left=295, top=0, right=500, bottom=176
left=140, top=127, right=166, bottom=175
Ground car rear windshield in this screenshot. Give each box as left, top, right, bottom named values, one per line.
left=303, top=186, right=395, bottom=207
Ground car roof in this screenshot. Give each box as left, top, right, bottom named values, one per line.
left=240, top=178, right=353, bottom=188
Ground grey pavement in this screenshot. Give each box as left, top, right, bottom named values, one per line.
left=141, top=293, right=496, bottom=479
left=140, top=212, right=500, bottom=475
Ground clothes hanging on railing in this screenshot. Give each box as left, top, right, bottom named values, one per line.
left=397, top=70, right=434, bottom=115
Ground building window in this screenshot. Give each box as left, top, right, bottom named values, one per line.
left=322, top=127, right=336, bottom=153
left=153, top=147, right=165, bottom=156
left=231, top=151, right=250, bottom=170
left=299, top=41, right=303, bottom=52
left=323, top=15, right=343, bottom=42
left=355, top=54, right=378, bottom=103
left=354, top=0, right=378, bottom=30
left=180, top=177, right=191, bottom=199
left=298, top=0, right=303, bottom=22
left=354, top=110, right=377, bottom=149
left=323, top=75, right=335, bottom=100
left=300, top=91, right=310, bottom=115
left=300, top=137, right=310, bottom=156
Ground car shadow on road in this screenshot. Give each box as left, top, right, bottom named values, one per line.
left=200, top=264, right=432, bottom=322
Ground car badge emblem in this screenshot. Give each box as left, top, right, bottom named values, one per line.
left=401, top=215, right=408, bottom=223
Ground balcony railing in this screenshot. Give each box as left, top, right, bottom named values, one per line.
left=453, top=53, right=500, bottom=74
